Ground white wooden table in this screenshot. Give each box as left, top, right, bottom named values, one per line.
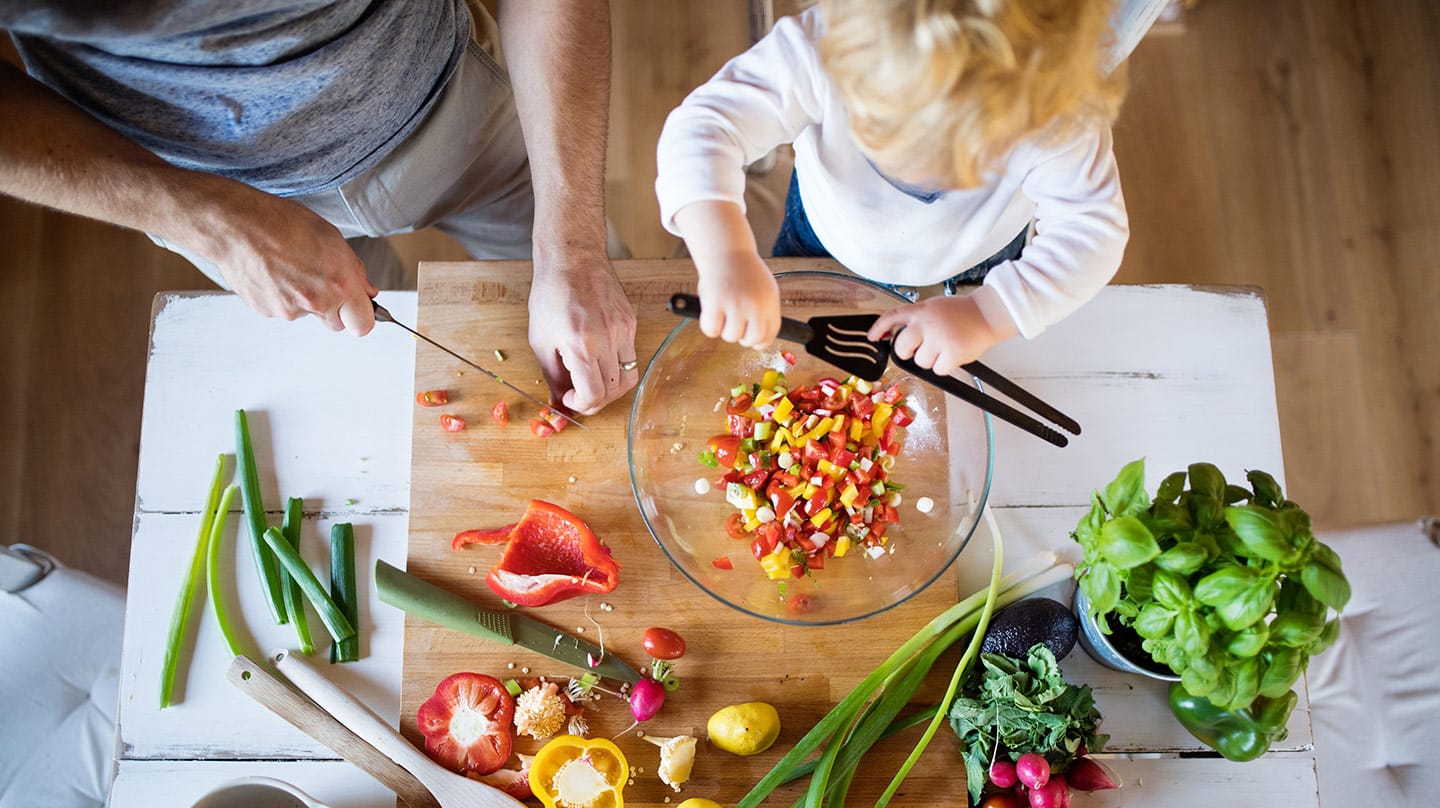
left=110, top=282, right=1320, bottom=807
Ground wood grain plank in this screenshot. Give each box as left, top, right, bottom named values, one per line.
left=0, top=197, right=41, bottom=547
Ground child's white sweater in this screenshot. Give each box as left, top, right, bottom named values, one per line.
left=655, top=8, right=1129, bottom=340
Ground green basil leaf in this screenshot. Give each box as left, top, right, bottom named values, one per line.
left=1099, top=515, right=1161, bottom=569
left=1072, top=495, right=1106, bottom=547
left=1269, top=612, right=1325, bottom=647
left=1225, top=504, right=1300, bottom=564
left=1259, top=647, right=1304, bottom=698
left=1301, top=560, right=1352, bottom=611
left=1194, top=565, right=1259, bottom=606
left=1278, top=577, right=1326, bottom=617
left=1232, top=657, right=1261, bottom=709
left=1188, top=492, right=1225, bottom=530
left=1311, top=618, right=1341, bottom=655
left=1208, top=667, right=1239, bottom=710
left=1156, top=471, right=1187, bottom=503
left=1126, top=564, right=1155, bottom=602
left=1224, top=484, right=1252, bottom=505
left=1175, top=610, right=1212, bottom=657
left=1150, top=500, right=1193, bottom=535
left=1085, top=562, right=1121, bottom=616
left=1216, top=577, right=1276, bottom=632
left=1101, top=458, right=1150, bottom=517
left=1135, top=603, right=1177, bottom=639
left=1187, top=463, right=1227, bottom=500
left=1224, top=622, right=1270, bottom=658
left=1247, top=470, right=1284, bottom=508
left=1152, top=569, right=1193, bottom=610
left=1154, top=542, right=1209, bottom=575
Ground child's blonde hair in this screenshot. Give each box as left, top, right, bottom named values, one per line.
left=818, top=0, right=1126, bottom=189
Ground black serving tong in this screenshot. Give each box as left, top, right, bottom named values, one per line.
left=667, top=292, right=1078, bottom=448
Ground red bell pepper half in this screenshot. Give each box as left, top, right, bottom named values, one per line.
left=454, top=500, right=620, bottom=607
left=416, top=672, right=515, bottom=775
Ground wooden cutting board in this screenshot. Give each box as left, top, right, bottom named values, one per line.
left=401, top=260, right=973, bottom=807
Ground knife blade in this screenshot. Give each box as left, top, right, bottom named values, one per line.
left=374, top=560, right=639, bottom=683
left=370, top=300, right=586, bottom=432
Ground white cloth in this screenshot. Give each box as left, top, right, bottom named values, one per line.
left=655, top=8, right=1129, bottom=339
left=1, top=565, right=124, bottom=808
left=1307, top=519, right=1440, bottom=808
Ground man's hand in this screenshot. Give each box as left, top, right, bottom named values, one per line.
left=195, top=184, right=378, bottom=335
left=867, top=294, right=1011, bottom=376
left=527, top=248, right=637, bottom=415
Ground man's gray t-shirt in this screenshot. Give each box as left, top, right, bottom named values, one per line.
left=2, top=0, right=470, bottom=196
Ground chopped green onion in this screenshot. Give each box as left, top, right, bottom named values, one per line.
left=205, top=483, right=245, bottom=658
left=883, top=481, right=906, bottom=492
left=739, top=437, right=757, bottom=454
left=235, top=409, right=287, bottom=624
left=280, top=497, right=314, bottom=655
left=329, top=523, right=359, bottom=663
left=160, top=454, right=229, bottom=708
left=504, top=679, right=522, bottom=697
left=698, top=449, right=719, bottom=469
left=260, top=527, right=354, bottom=644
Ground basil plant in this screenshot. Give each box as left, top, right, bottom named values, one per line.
left=1072, top=459, right=1351, bottom=712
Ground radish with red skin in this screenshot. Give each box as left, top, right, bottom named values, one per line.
left=1016, top=752, right=1050, bottom=789
left=1066, top=756, right=1121, bottom=791
left=1027, top=774, right=1068, bottom=808
left=989, top=758, right=1018, bottom=789
left=629, top=678, right=666, bottom=722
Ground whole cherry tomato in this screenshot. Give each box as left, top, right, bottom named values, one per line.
left=440, top=413, right=466, bottom=432
left=641, top=627, right=687, bottom=660
left=978, top=794, right=1022, bottom=808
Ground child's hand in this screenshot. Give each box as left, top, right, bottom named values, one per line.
left=867, top=295, right=1008, bottom=376
left=674, top=200, right=781, bottom=347
left=695, top=252, right=781, bottom=347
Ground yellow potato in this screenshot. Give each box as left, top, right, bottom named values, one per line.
left=706, top=701, right=781, bottom=756
left=676, top=800, right=725, bottom=808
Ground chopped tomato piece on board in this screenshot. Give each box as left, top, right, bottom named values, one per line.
left=440, top=413, right=466, bottom=432
left=417, top=389, right=450, bottom=407
left=491, top=401, right=510, bottom=426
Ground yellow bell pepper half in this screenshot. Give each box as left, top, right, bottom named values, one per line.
left=530, top=735, right=629, bottom=808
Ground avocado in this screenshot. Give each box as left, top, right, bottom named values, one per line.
left=980, top=597, right=1078, bottom=661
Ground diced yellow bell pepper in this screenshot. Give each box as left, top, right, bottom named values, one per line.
left=830, top=414, right=846, bottom=434
left=817, top=459, right=835, bottom=476
left=804, top=417, right=834, bottom=443
left=849, top=418, right=864, bottom=442
left=760, top=548, right=791, bottom=579
left=769, top=426, right=793, bottom=453
left=802, top=483, right=818, bottom=499
left=773, top=396, right=795, bottom=425
left=834, top=535, right=852, bottom=558
left=809, top=507, right=832, bottom=528
left=840, top=483, right=860, bottom=509
left=726, top=482, right=759, bottom=511
left=762, top=370, right=779, bottom=390
left=872, top=403, right=893, bottom=436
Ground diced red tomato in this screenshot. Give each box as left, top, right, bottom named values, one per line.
left=847, top=394, right=874, bottom=418
left=724, top=513, right=750, bottom=539
left=726, top=392, right=754, bottom=415
left=881, top=421, right=898, bottom=453
left=884, top=505, right=901, bottom=524
left=751, top=534, right=775, bottom=560
left=804, top=494, right=828, bottom=518
left=417, top=389, right=450, bottom=407
left=537, top=407, right=569, bottom=433
left=719, top=468, right=745, bottom=484
left=881, top=384, right=904, bottom=404
left=781, top=350, right=798, bottom=365
left=791, top=563, right=806, bottom=579
left=831, top=447, right=857, bottom=468
left=708, top=434, right=741, bottom=468
left=786, top=592, right=814, bottom=614
left=491, top=401, right=509, bottom=426
left=741, top=469, right=771, bottom=490
left=728, top=413, right=754, bottom=438
left=892, top=405, right=915, bottom=427
left=807, top=552, right=826, bottom=570
left=712, top=556, right=734, bottom=570
left=802, top=441, right=829, bottom=464
left=529, top=418, right=556, bottom=438
left=440, top=413, right=466, bottom=432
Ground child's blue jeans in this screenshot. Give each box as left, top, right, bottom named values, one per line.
left=771, top=170, right=1027, bottom=298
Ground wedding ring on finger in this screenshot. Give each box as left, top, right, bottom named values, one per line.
left=619, top=359, right=639, bottom=372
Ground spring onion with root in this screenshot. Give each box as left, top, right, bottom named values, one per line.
left=329, top=523, right=359, bottom=663
left=235, top=409, right=287, bottom=624
left=260, top=527, right=355, bottom=644
left=738, top=522, right=1073, bottom=808
left=205, top=483, right=245, bottom=657
left=160, top=454, right=229, bottom=708
left=280, top=497, right=315, bottom=655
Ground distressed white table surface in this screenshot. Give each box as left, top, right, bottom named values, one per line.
left=113, top=284, right=1318, bottom=807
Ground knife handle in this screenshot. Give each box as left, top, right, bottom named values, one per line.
left=667, top=292, right=814, bottom=343
left=374, top=560, right=514, bottom=646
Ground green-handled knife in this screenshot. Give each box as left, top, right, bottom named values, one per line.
left=374, top=560, right=641, bottom=684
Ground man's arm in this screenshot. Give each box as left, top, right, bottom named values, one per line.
left=0, top=60, right=377, bottom=334
left=498, top=0, right=637, bottom=415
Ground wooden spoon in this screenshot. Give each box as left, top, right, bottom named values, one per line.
left=227, top=655, right=440, bottom=808
left=272, top=650, right=524, bottom=808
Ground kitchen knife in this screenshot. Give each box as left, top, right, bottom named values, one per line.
left=374, top=560, right=640, bottom=683
left=370, top=300, right=586, bottom=432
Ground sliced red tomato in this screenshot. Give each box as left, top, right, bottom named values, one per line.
left=491, top=401, right=509, bottom=426
left=892, top=405, right=915, bottom=427
left=417, top=389, right=450, bottom=407
left=881, top=384, right=903, bottom=404
left=724, top=512, right=749, bottom=539
left=416, top=673, right=514, bottom=775
left=708, top=434, right=741, bottom=468
left=801, top=440, right=828, bottom=464
left=712, top=555, right=734, bottom=570
left=728, top=413, right=754, bottom=438
left=537, top=407, right=569, bottom=433
left=726, top=392, right=754, bottom=415
left=847, top=393, right=874, bottom=418
left=440, top=413, right=466, bottom=432
left=529, top=418, right=555, bottom=438
left=741, top=469, right=771, bottom=490
left=781, top=350, right=798, bottom=365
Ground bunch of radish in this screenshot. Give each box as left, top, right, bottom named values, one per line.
left=978, top=752, right=1120, bottom=808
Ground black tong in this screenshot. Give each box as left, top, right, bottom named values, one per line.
left=667, top=293, right=1078, bottom=447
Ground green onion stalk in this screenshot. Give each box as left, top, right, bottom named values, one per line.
left=159, top=454, right=229, bottom=708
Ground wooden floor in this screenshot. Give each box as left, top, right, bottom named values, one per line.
left=2, top=0, right=1435, bottom=585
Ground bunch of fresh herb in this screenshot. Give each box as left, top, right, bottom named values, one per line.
left=948, top=645, right=1107, bottom=805
left=1072, top=459, right=1350, bottom=712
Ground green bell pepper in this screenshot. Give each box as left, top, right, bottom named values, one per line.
left=1167, top=682, right=1297, bottom=762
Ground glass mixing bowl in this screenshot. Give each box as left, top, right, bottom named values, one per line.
left=628, top=270, right=993, bottom=625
